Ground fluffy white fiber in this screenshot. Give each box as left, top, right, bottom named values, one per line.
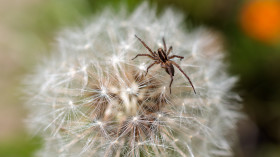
left=25, top=3, right=242, bottom=157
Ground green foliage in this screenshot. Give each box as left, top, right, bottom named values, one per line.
left=0, top=135, right=41, bottom=157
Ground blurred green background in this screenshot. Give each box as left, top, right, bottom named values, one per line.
left=0, top=0, right=280, bottom=156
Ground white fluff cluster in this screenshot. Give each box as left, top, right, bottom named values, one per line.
left=25, top=3, right=242, bottom=157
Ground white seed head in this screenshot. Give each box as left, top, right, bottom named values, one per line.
left=25, top=2, right=243, bottom=157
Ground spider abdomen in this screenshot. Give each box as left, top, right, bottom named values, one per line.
left=165, top=63, right=175, bottom=76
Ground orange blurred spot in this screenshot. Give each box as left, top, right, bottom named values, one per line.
left=240, top=0, right=280, bottom=43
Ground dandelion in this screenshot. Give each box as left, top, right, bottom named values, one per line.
left=25, top=3, right=242, bottom=157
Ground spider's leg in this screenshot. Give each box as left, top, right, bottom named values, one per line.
left=170, top=61, right=196, bottom=94
left=167, top=66, right=174, bottom=94
left=145, top=61, right=159, bottom=76
left=168, top=55, right=184, bottom=61
left=135, top=35, right=154, bottom=56
left=167, top=46, right=173, bottom=56
left=132, top=54, right=155, bottom=60
left=153, top=51, right=160, bottom=60
left=153, top=51, right=157, bottom=56
left=162, top=37, right=167, bottom=52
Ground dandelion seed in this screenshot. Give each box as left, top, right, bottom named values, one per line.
left=138, top=63, right=146, bottom=71
left=84, top=43, right=91, bottom=49
left=101, top=87, right=107, bottom=96
left=111, top=55, right=120, bottom=65
left=68, top=68, right=76, bottom=77
left=68, top=100, right=74, bottom=106
left=96, top=121, right=102, bottom=126
left=81, top=66, right=87, bottom=72
left=112, top=140, right=118, bottom=144
left=120, top=41, right=130, bottom=50
left=132, top=117, right=138, bottom=122
left=126, top=88, right=131, bottom=93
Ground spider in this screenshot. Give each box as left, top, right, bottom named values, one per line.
left=132, top=35, right=196, bottom=94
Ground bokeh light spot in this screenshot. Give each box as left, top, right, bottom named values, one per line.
left=240, top=0, right=280, bottom=43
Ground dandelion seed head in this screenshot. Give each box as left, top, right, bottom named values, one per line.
left=25, top=2, right=243, bottom=157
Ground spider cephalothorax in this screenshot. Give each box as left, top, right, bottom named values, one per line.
left=132, top=35, right=196, bottom=94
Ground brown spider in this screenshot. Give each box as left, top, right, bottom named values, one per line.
left=132, top=35, right=196, bottom=94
